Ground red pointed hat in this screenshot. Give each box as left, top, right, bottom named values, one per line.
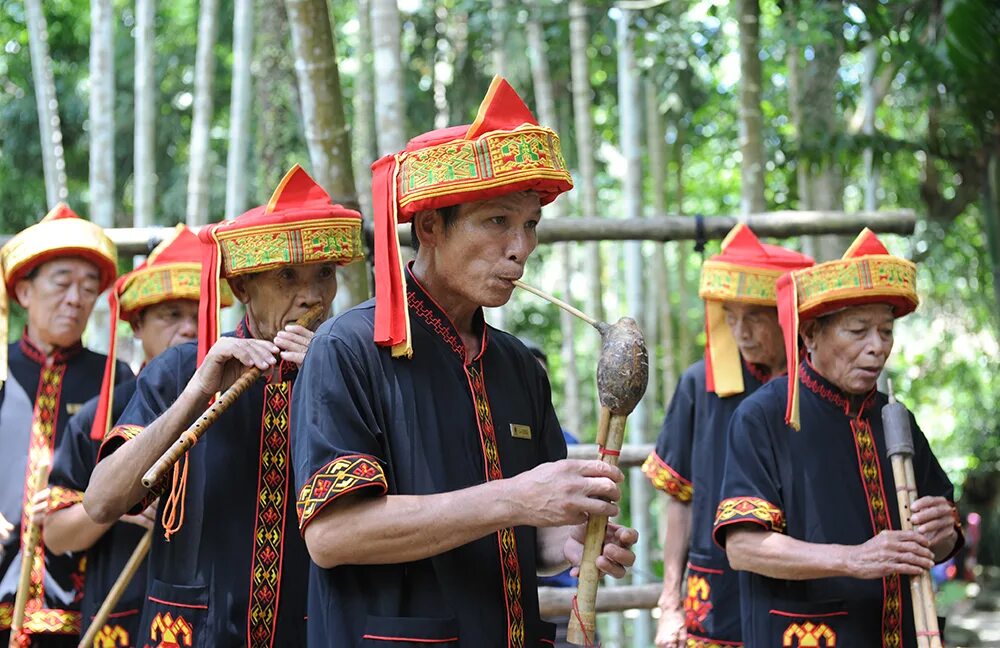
left=371, top=75, right=574, bottom=358
left=697, top=224, right=813, bottom=396
left=197, top=164, right=364, bottom=364
left=0, top=203, right=118, bottom=386
left=90, top=225, right=235, bottom=441
left=777, top=228, right=918, bottom=429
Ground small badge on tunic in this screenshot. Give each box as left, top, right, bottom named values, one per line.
left=66, top=403, right=84, bottom=415
left=510, top=424, right=532, bottom=440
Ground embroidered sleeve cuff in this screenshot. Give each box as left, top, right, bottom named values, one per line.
left=97, top=424, right=145, bottom=463
left=712, top=496, right=786, bottom=548
left=641, top=453, right=693, bottom=503
left=47, top=486, right=84, bottom=513
left=296, top=454, right=388, bottom=531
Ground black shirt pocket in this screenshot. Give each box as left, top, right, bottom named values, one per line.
left=137, top=579, right=210, bottom=648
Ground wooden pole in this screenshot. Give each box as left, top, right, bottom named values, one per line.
left=77, top=530, right=153, bottom=648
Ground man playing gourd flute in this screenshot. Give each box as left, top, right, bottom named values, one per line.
left=83, top=166, right=364, bottom=647
left=291, top=77, right=638, bottom=647
left=44, top=225, right=232, bottom=646
left=0, top=204, right=130, bottom=647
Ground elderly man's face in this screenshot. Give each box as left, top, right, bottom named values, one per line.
left=229, top=263, right=337, bottom=341
left=722, top=302, right=785, bottom=373
left=414, top=191, right=541, bottom=309
left=800, top=303, right=895, bottom=395
left=131, top=299, right=199, bottom=361
left=15, top=257, right=102, bottom=350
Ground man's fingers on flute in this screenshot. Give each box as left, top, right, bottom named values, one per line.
left=595, top=555, right=628, bottom=579
left=573, top=459, right=624, bottom=482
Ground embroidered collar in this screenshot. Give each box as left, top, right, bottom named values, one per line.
left=405, top=263, right=489, bottom=364
left=18, top=328, right=83, bottom=366
left=743, top=358, right=774, bottom=385
left=799, top=358, right=877, bottom=418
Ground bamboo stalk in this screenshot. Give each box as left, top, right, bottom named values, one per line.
left=77, top=530, right=153, bottom=648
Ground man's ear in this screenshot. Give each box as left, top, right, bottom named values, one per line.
left=14, top=279, right=32, bottom=310
left=412, top=210, right=441, bottom=250
left=799, top=319, right=819, bottom=353
left=227, top=275, right=251, bottom=304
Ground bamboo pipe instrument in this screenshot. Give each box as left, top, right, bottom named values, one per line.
left=142, top=304, right=325, bottom=488
left=9, top=458, right=51, bottom=648
left=883, top=381, right=942, bottom=648
left=77, top=529, right=153, bottom=648
left=512, top=280, right=649, bottom=646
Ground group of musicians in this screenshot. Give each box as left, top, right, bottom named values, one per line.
left=0, top=76, right=960, bottom=648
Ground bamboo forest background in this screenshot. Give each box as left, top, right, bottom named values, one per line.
left=2, top=0, right=999, bottom=640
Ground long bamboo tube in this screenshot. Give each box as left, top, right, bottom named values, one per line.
left=883, top=385, right=942, bottom=648
left=77, top=529, right=153, bottom=648
left=142, top=304, right=324, bottom=488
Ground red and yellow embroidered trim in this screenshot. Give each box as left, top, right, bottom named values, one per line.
left=850, top=416, right=901, bottom=648
left=150, top=612, right=194, bottom=647
left=792, top=254, right=917, bottom=315
left=47, top=485, right=84, bottom=513
left=215, top=218, right=364, bottom=276
left=714, top=497, right=786, bottom=534
left=119, top=263, right=228, bottom=315
left=397, top=124, right=570, bottom=209
left=467, top=363, right=525, bottom=648
left=782, top=621, right=837, bottom=647
left=684, top=574, right=713, bottom=636
left=296, top=455, right=387, bottom=529
left=18, top=364, right=66, bottom=621
left=248, top=382, right=291, bottom=648
left=642, top=453, right=693, bottom=503
left=699, top=261, right=784, bottom=305
left=0, top=603, right=81, bottom=634
left=92, top=623, right=130, bottom=647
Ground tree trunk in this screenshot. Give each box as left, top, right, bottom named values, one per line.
left=225, top=0, right=255, bottom=220
left=616, top=10, right=652, bottom=648
left=861, top=44, right=879, bottom=212
left=186, top=0, right=220, bottom=226
left=673, top=123, right=693, bottom=371
left=134, top=0, right=156, bottom=228
left=737, top=0, right=765, bottom=216
left=89, top=0, right=115, bottom=228
left=525, top=0, right=580, bottom=439
left=645, top=78, right=675, bottom=404
left=491, top=0, right=507, bottom=76
left=569, top=0, right=605, bottom=326
left=787, top=2, right=845, bottom=261
left=252, top=0, right=295, bottom=195
left=285, top=0, right=369, bottom=308
left=372, top=0, right=406, bottom=155
left=354, top=0, right=378, bottom=220
left=24, top=0, right=68, bottom=208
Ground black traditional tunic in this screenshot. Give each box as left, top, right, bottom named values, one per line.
left=642, top=359, right=769, bottom=647
left=95, top=320, right=309, bottom=648
left=48, top=378, right=147, bottom=647
left=292, top=268, right=567, bottom=647
left=713, top=360, right=960, bottom=648
left=0, top=336, right=131, bottom=646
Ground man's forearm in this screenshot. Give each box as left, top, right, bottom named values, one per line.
left=304, top=480, right=522, bottom=569
left=44, top=504, right=112, bottom=554
left=725, top=528, right=849, bottom=581
left=84, top=385, right=211, bottom=523
left=660, top=497, right=692, bottom=608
